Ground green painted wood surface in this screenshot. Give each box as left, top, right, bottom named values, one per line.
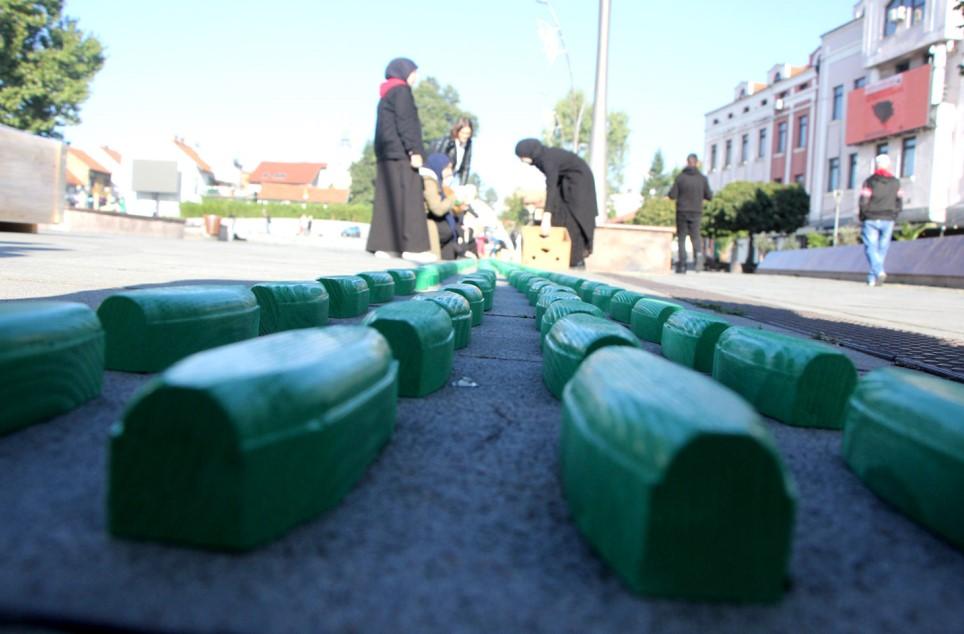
left=440, top=284, right=484, bottom=326
left=316, top=276, right=370, bottom=318
left=385, top=269, right=417, bottom=295
left=0, top=301, right=104, bottom=435
left=842, top=368, right=964, bottom=550
left=561, top=346, right=796, bottom=602
left=578, top=281, right=604, bottom=303
left=661, top=310, right=732, bottom=374
left=590, top=285, right=622, bottom=314
left=108, top=326, right=398, bottom=551
left=714, top=327, right=858, bottom=429
left=630, top=298, right=683, bottom=343
left=98, top=285, right=260, bottom=373
left=535, top=290, right=581, bottom=330
left=609, top=291, right=648, bottom=324
left=363, top=301, right=454, bottom=397
left=461, top=276, right=494, bottom=311
left=250, top=282, right=329, bottom=335
left=543, top=314, right=639, bottom=399
left=412, top=292, right=472, bottom=350
left=415, top=266, right=441, bottom=291
left=540, top=300, right=606, bottom=342
left=357, top=272, right=396, bottom=304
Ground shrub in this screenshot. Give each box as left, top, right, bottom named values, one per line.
left=806, top=232, right=832, bottom=248
left=633, top=197, right=675, bottom=226
left=180, top=198, right=372, bottom=223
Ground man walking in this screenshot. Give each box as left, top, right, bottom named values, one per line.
left=859, top=154, right=902, bottom=287
left=668, top=153, right=713, bottom=273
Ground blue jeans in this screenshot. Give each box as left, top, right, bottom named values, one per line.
left=861, top=219, right=894, bottom=283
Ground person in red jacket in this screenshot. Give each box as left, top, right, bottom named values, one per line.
left=859, top=154, right=903, bottom=287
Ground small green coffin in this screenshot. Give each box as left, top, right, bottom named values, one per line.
left=317, top=276, right=370, bottom=318
left=98, top=285, right=259, bottom=373
left=473, top=269, right=497, bottom=285
left=714, top=327, right=858, bottom=429
left=462, top=275, right=494, bottom=311
left=843, top=368, right=964, bottom=550
left=630, top=298, right=683, bottom=343
left=357, top=272, right=396, bottom=304
left=540, top=300, right=606, bottom=342
left=108, top=326, right=398, bottom=551
left=535, top=290, right=580, bottom=329
left=415, top=266, right=441, bottom=291
left=250, top=282, right=329, bottom=335
left=0, top=301, right=104, bottom=435
left=526, top=279, right=556, bottom=306
left=590, top=285, right=622, bottom=313
left=609, top=290, right=648, bottom=323
left=412, top=292, right=472, bottom=350
left=661, top=309, right=731, bottom=373
left=441, top=283, right=484, bottom=326
left=561, top=347, right=796, bottom=602
left=363, top=301, right=454, bottom=397
left=543, top=314, right=639, bottom=399
left=578, top=280, right=604, bottom=303
left=385, top=269, right=417, bottom=295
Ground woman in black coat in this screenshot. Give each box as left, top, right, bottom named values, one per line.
left=431, top=118, right=473, bottom=186
left=515, top=139, right=597, bottom=268
left=367, top=57, right=433, bottom=260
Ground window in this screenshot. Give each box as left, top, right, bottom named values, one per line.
left=710, top=144, right=718, bottom=170
left=761, top=99, right=768, bottom=106
left=741, top=134, right=750, bottom=163
left=848, top=153, right=859, bottom=189
left=884, top=0, right=900, bottom=36
left=796, top=114, right=809, bottom=149
left=774, top=177, right=784, bottom=184
left=896, top=60, right=910, bottom=73
left=832, top=85, right=844, bottom=120
left=743, top=106, right=750, bottom=113
left=775, top=71, right=783, bottom=82
left=877, top=142, right=890, bottom=156
left=725, top=140, right=733, bottom=167
left=828, top=158, right=841, bottom=192
left=854, top=77, right=866, bottom=89
left=885, top=0, right=927, bottom=37
left=713, top=118, right=719, bottom=125
left=794, top=174, right=806, bottom=186
left=901, top=137, right=917, bottom=177
left=728, top=113, right=734, bottom=119
left=777, top=122, right=788, bottom=154
left=758, top=128, right=768, bottom=159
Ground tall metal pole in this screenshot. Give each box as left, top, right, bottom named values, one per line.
left=588, top=0, right=611, bottom=224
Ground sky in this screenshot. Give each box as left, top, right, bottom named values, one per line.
left=62, top=0, right=856, bottom=202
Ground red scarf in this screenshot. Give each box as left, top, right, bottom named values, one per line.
left=379, top=78, right=407, bottom=98
left=874, top=168, right=894, bottom=178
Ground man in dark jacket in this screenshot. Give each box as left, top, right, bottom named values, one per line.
left=859, top=154, right=903, bottom=286
left=668, top=154, right=713, bottom=273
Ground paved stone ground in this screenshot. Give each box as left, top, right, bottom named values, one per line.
left=1, top=231, right=963, bottom=633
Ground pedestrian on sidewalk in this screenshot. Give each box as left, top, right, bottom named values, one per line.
left=859, top=154, right=902, bottom=287
left=668, top=153, right=712, bottom=273
left=367, top=57, right=435, bottom=263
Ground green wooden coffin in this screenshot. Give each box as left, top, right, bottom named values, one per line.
left=462, top=276, right=494, bottom=311
left=512, top=272, right=536, bottom=290
left=714, top=327, right=858, bottom=429
left=98, top=285, right=259, bottom=373
left=357, top=272, right=396, bottom=304
left=590, top=285, right=622, bottom=314
left=609, top=290, right=648, bottom=324
left=473, top=269, right=497, bottom=285
left=440, top=283, right=484, bottom=326
left=0, top=301, right=104, bottom=435
left=385, top=269, right=417, bottom=295
left=316, top=276, right=370, bottom=318
left=250, top=282, right=329, bottom=335
left=535, top=290, right=581, bottom=330
left=661, top=309, right=731, bottom=373
left=578, top=280, right=604, bottom=303
left=540, top=300, right=606, bottom=342
left=543, top=314, right=639, bottom=398
left=363, top=301, right=454, bottom=397
left=561, top=346, right=796, bottom=602
left=108, top=326, right=398, bottom=551
left=843, top=368, right=964, bottom=550
left=525, top=278, right=554, bottom=306
left=630, top=298, right=683, bottom=343
left=415, top=266, right=441, bottom=291
left=412, top=292, right=471, bottom=350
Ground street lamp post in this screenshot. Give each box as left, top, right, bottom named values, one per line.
left=588, top=0, right=611, bottom=223
left=832, top=189, right=842, bottom=246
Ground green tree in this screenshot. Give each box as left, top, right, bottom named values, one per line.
left=633, top=196, right=675, bottom=227
left=348, top=141, right=376, bottom=206
left=0, top=0, right=104, bottom=137
left=641, top=149, right=673, bottom=198
left=543, top=89, right=631, bottom=190
left=483, top=187, right=498, bottom=206
left=704, top=181, right=760, bottom=238
left=413, top=76, right=476, bottom=147
left=500, top=191, right=529, bottom=227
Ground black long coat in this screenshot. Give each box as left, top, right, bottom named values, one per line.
left=432, top=136, right=472, bottom=185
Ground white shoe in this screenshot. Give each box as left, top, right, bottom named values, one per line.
left=402, top=251, right=438, bottom=264
left=373, top=251, right=398, bottom=259
left=877, top=272, right=887, bottom=286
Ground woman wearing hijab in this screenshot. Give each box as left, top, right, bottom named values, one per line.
left=420, top=153, right=463, bottom=260
left=432, top=117, right=474, bottom=186
left=514, top=139, right=597, bottom=268
left=367, top=57, right=435, bottom=262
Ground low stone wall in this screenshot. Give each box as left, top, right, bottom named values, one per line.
left=757, top=235, right=964, bottom=288
left=45, top=208, right=185, bottom=239
left=586, top=224, right=674, bottom=274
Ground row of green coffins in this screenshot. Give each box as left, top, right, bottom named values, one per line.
left=500, top=262, right=964, bottom=602
left=0, top=262, right=498, bottom=551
